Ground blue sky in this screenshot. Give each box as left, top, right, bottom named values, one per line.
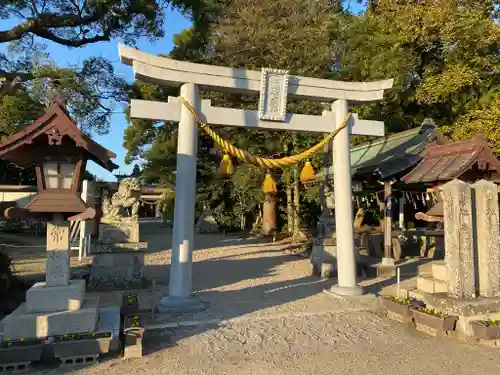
left=1, top=1, right=365, bottom=181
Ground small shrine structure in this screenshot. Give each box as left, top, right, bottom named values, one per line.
left=403, top=134, right=500, bottom=223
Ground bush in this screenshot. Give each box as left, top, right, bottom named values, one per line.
left=0, top=249, right=13, bottom=294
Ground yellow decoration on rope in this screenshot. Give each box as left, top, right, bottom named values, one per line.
left=218, top=154, right=234, bottom=177
left=262, top=173, right=278, bottom=194
left=178, top=96, right=351, bottom=170
left=300, top=161, right=316, bottom=182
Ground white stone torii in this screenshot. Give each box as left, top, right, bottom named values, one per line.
left=119, top=44, right=393, bottom=312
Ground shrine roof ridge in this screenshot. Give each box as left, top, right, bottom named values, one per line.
left=118, top=44, right=394, bottom=102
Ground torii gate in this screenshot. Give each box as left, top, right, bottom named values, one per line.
left=119, top=45, right=394, bottom=312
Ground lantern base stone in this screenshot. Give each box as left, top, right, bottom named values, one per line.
left=26, top=279, right=85, bottom=313
left=1, top=297, right=99, bottom=340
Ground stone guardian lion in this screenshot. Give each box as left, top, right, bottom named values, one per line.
left=102, top=177, right=141, bottom=221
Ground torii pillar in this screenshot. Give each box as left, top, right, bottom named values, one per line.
left=119, top=45, right=393, bottom=312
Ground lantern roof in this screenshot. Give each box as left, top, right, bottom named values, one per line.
left=0, top=98, right=118, bottom=171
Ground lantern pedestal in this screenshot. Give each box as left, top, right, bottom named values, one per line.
left=1, top=215, right=100, bottom=340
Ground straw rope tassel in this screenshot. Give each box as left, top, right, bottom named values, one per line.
left=178, top=96, right=351, bottom=170
left=300, top=161, right=316, bottom=182
left=262, top=173, right=277, bottom=194
left=218, top=154, right=234, bottom=177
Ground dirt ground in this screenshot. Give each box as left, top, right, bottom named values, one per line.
left=4, top=223, right=500, bottom=375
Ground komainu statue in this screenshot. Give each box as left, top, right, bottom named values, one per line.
left=102, top=177, right=141, bottom=221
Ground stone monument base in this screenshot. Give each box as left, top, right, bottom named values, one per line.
left=89, top=242, right=148, bottom=289
left=99, top=220, right=140, bottom=243
left=2, top=297, right=99, bottom=340
left=311, top=236, right=337, bottom=279
left=408, top=290, right=500, bottom=338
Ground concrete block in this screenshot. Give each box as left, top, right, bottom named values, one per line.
left=124, top=339, right=143, bottom=359
left=2, top=297, right=99, bottom=340
left=431, top=261, right=447, bottom=282
left=95, top=306, right=121, bottom=352
left=417, top=276, right=447, bottom=294
left=26, top=280, right=85, bottom=313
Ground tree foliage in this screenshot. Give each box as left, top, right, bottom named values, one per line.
left=339, top=0, right=500, bottom=144
left=124, top=0, right=342, bottom=230
left=123, top=0, right=500, bottom=232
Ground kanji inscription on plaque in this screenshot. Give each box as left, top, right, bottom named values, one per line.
left=258, top=68, right=289, bottom=122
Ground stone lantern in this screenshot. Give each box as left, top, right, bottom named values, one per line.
left=0, top=96, right=117, bottom=222
left=0, top=96, right=119, bottom=361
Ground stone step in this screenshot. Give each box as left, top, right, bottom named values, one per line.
left=431, top=261, right=447, bottom=281
left=417, top=262, right=433, bottom=276
left=417, top=275, right=447, bottom=294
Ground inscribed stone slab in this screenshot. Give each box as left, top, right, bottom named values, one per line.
left=46, top=217, right=71, bottom=287
left=441, top=180, right=476, bottom=299
left=472, top=180, right=500, bottom=297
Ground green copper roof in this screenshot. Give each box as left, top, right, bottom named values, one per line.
left=316, top=119, right=440, bottom=180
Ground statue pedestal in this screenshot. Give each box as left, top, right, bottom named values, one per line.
left=311, top=213, right=337, bottom=279
left=89, top=219, right=148, bottom=289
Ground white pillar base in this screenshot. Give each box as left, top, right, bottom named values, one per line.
left=326, top=284, right=364, bottom=297
left=381, top=257, right=396, bottom=267
left=158, top=295, right=205, bottom=314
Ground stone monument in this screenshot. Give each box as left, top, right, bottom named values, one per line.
left=89, top=177, right=148, bottom=288
left=442, top=179, right=476, bottom=299
left=412, top=179, right=500, bottom=338
left=471, top=180, right=500, bottom=298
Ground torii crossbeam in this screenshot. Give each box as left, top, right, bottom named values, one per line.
left=119, top=44, right=393, bottom=312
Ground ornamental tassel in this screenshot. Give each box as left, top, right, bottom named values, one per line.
left=261, top=173, right=277, bottom=194
left=218, top=154, right=234, bottom=178
left=299, top=161, right=316, bottom=182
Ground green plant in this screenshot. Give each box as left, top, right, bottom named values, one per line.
left=386, top=296, right=417, bottom=306
left=130, top=315, right=141, bottom=328
left=1, top=338, right=43, bottom=348
left=416, top=307, right=446, bottom=318
left=53, top=332, right=111, bottom=342
left=126, top=294, right=138, bottom=304
left=486, top=319, right=500, bottom=327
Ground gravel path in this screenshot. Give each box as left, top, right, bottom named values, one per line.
left=42, top=307, right=500, bottom=375
left=7, top=224, right=500, bottom=374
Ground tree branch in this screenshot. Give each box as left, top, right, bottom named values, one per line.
left=0, top=69, right=34, bottom=82
left=0, top=11, right=108, bottom=45
left=35, top=27, right=110, bottom=47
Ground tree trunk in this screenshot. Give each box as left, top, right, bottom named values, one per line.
left=262, top=193, right=277, bottom=235
left=240, top=214, right=246, bottom=231
left=251, top=210, right=262, bottom=234
left=286, top=184, right=293, bottom=235
left=292, top=165, right=301, bottom=237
